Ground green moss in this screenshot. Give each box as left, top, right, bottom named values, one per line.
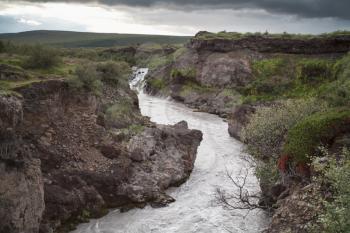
left=283, top=110, right=350, bottom=163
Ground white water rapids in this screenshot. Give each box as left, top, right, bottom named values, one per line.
left=72, top=68, right=268, bottom=233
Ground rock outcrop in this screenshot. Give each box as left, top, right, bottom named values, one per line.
left=190, top=32, right=350, bottom=54
left=227, top=104, right=256, bottom=140
left=0, top=79, right=202, bottom=233
left=0, top=96, right=45, bottom=233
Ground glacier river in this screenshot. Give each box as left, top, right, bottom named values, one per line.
left=72, top=68, right=268, bottom=233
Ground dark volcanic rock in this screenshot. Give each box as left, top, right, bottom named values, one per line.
left=190, top=34, right=350, bottom=54
left=0, top=96, right=45, bottom=233
left=228, top=104, right=256, bottom=141
left=0, top=79, right=203, bottom=233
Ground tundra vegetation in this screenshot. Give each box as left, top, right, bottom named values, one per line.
left=240, top=52, right=350, bottom=231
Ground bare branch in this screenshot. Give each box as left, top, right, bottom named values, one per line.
left=215, top=167, right=272, bottom=213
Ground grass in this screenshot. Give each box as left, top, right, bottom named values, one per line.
left=0, top=30, right=191, bottom=48
left=240, top=55, right=338, bottom=104
left=180, top=82, right=215, bottom=96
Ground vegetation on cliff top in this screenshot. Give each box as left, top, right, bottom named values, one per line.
left=0, top=41, right=132, bottom=98
left=194, top=30, right=350, bottom=41
left=241, top=52, right=350, bottom=231
left=284, top=109, right=350, bottom=163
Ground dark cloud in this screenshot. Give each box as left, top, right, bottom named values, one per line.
left=7, top=0, right=350, bottom=20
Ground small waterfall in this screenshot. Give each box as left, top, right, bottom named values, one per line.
left=130, top=67, right=149, bottom=92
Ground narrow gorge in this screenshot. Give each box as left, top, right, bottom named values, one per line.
left=1, top=29, right=350, bottom=233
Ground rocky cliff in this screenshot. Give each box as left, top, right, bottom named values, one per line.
left=190, top=31, right=350, bottom=54
left=0, top=79, right=202, bottom=233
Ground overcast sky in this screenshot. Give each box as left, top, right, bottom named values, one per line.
left=0, top=0, right=349, bottom=35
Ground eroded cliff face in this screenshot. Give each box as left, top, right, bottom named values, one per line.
left=145, top=48, right=256, bottom=118
left=0, top=79, right=202, bottom=233
left=0, top=96, right=45, bottom=233
left=190, top=32, right=350, bottom=54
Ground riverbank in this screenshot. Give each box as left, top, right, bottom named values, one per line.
left=72, top=81, right=269, bottom=233
left=0, top=44, right=202, bottom=233
left=143, top=31, right=350, bottom=232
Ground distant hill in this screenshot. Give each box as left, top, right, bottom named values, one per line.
left=0, top=30, right=192, bottom=48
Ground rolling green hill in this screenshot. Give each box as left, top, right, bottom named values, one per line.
left=0, top=30, right=191, bottom=48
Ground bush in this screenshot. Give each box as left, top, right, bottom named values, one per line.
left=311, top=148, right=350, bottom=232
left=242, top=98, right=327, bottom=159
left=96, top=61, right=130, bottom=87
left=105, top=100, right=137, bottom=129
left=296, top=59, right=334, bottom=84
left=252, top=58, right=286, bottom=78
left=319, top=78, right=350, bottom=107
left=284, top=110, right=350, bottom=163
left=23, top=45, right=61, bottom=69
left=171, top=67, right=197, bottom=84
left=255, top=158, right=280, bottom=190
left=333, top=52, right=350, bottom=80
left=148, top=77, right=166, bottom=90
left=69, top=64, right=102, bottom=95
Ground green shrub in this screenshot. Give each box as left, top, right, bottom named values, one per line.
left=318, top=78, right=350, bottom=107
left=96, top=61, right=130, bottom=87
left=69, top=64, right=102, bottom=95
left=242, top=98, right=327, bottom=159
left=284, top=110, right=350, bottom=163
left=22, top=45, right=61, bottom=69
left=171, top=67, right=197, bottom=83
left=252, top=58, right=286, bottom=78
left=104, top=99, right=143, bottom=129
left=333, top=52, right=350, bottom=80
left=255, top=158, right=280, bottom=189
left=311, top=148, right=350, bottom=232
left=296, top=59, right=334, bottom=84
left=148, top=77, right=166, bottom=90
left=246, top=58, right=291, bottom=97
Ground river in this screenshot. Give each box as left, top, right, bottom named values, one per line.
left=72, top=68, right=268, bottom=233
